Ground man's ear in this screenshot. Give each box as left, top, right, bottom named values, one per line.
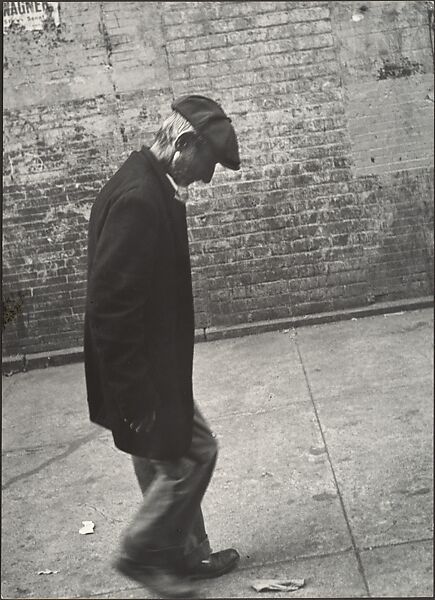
left=174, top=131, right=197, bottom=151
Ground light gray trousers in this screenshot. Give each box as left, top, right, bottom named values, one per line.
left=121, top=403, right=218, bottom=569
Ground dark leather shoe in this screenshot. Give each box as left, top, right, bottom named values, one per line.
left=114, top=555, right=198, bottom=598
left=185, top=548, right=240, bottom=580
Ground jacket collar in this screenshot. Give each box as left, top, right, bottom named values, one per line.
left=138, top=145, right=177, bottom=201
left=137, top=146, right=190, bottom=257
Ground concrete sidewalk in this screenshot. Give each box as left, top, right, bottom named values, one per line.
left=2, top=308, right=433, bottom=598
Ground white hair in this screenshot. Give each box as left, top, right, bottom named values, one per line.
left=150, top=111, right=195, bottom=165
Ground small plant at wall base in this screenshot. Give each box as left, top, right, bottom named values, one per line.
left=377, top=56, right=425, bottom=80
left=2, top=295, right=24, bottom=331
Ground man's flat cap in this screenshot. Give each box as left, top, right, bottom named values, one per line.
left=172, top=94, right=240, bottom=171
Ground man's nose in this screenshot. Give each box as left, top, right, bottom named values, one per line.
left=202, top=163, right=216, bottom=184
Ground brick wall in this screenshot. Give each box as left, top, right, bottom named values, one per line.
left=2, top=1, right=434, bottom=358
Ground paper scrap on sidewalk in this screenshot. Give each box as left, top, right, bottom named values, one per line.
left=79, top=520, right=95, bottom=535
left=252, top=578, right=305, bottom=592
left=38, top=569, right=59, bottom=575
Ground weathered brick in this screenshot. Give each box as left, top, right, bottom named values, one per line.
left=2, top=1, right=433, bottom=358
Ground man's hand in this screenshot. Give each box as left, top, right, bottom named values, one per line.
left=124, top=411, right=156, bottom=434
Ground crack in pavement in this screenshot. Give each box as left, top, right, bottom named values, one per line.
left=2, top=430, right=101, bottom=491
left=2, top=430, right=109, bottom=455
left=292, top=332, right=372, bottom=597
left=3, top=441, right=71, bottom=455
left=210, top=403, right=298, bottom=422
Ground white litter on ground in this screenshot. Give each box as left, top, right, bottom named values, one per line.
left=252, top=578, right=305, bottom=592
left=79, top=520, right=95, bottom=535
left=37, top=569, right=59, bottom=575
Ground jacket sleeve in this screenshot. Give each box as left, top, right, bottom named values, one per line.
left=87, top=190, right=159, bottom=424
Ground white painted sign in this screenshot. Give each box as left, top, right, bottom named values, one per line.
left=3, top=2, right=60, bottom=32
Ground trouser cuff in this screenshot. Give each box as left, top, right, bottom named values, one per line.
left=183, top=535, right=212, bottom=568
left=121, top=542, right=185, bottom=569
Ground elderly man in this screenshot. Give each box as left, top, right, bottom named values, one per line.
left=84, top=95, right=240, bottom=598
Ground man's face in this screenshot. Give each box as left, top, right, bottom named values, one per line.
left=169, top=135, right=217, bottom=188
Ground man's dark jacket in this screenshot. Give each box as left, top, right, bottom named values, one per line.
left=84, top=147, right=194, bottom=459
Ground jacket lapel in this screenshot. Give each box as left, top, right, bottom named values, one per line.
left=138, top=147, right=190, bottom=259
